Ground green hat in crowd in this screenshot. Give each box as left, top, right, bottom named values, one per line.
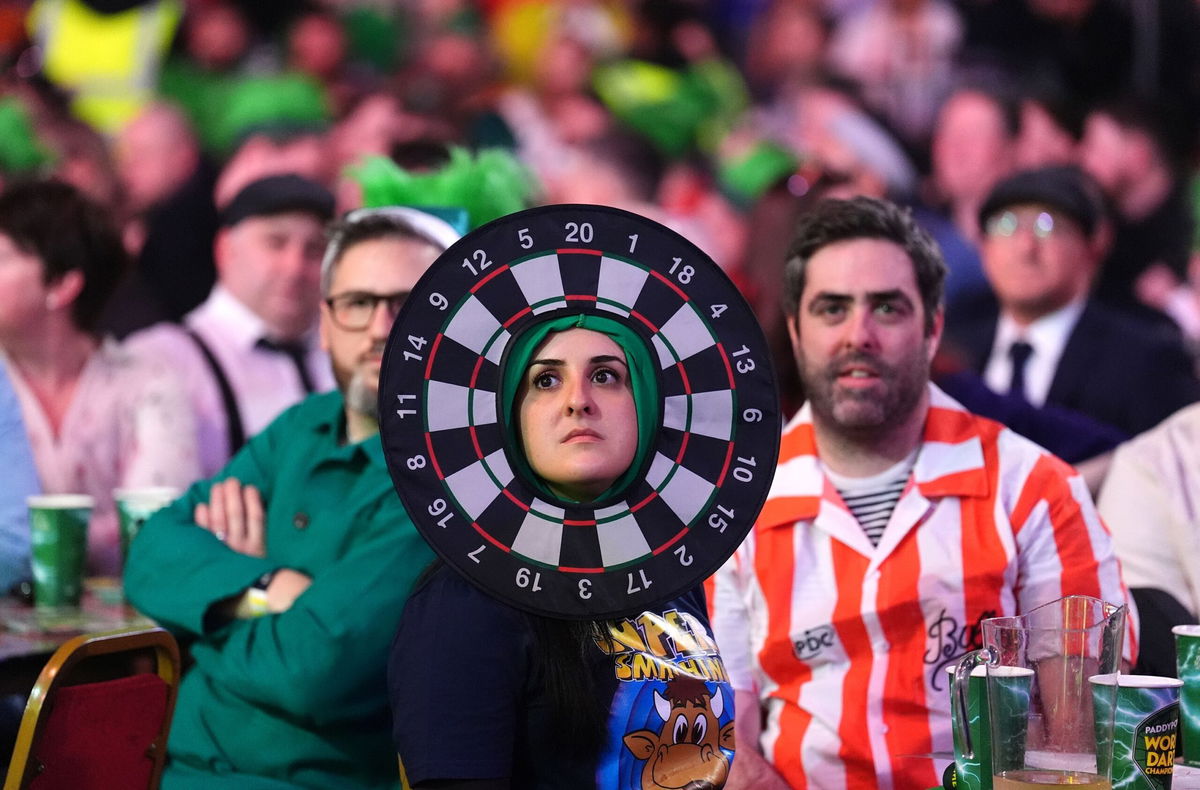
left=0, top=98, right=54, bottom=175
left=717, top=140, right=799, bottom=207
left=592, top=58, right=749, bottom=158
left=212, top=73, right=331, bottom=154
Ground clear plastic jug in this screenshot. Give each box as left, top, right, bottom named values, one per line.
left=953, top=596, right=1127, bottom=789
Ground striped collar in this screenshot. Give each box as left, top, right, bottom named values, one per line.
left=757, top=384, right=992, bottom=530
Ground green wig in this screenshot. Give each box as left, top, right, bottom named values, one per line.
left=346, top=147, right=539, bottom=231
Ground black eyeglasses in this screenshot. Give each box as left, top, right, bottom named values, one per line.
left=324, top=291, right=409, bottom=330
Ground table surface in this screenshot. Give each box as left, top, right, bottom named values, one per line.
left=1175, top=763, right=1200, bottom=788
left=0, top=578, right=152, bottom=663
left=924, top=761, right=1200, bottom=789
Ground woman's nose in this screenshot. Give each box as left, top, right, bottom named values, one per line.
left=564, top=379, right=594, bottom=415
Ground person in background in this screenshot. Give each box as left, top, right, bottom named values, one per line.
left=105, top=101, right=220, bottom=334
left=0, top=179, right=198, bottom=575
left=1080, top=98, right=1197, bottom=331
left=126, top=173, right=335, bottom=475
left=125, top=207, right=458, bottom=790
left=1098, top=402, right=1200, bottom=677
left=946, top=164, right=1200, bottom=438
left=927, top=86, right=1017, bottom=247
left=0, top=358, right=38, bottom=591
left=712, top=196, right=1132, bottom=789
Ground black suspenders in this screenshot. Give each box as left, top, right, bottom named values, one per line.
left=183, top=328, right=247, bottom=455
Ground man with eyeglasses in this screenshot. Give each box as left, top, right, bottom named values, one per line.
left=945, top=165, right=1199, bottom=438
left=125, top=208, right=459, bottom=790
left=127, top=174, right=336, bottom=476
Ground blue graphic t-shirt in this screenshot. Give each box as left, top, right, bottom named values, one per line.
left=389, top=565, right=735, bottom=790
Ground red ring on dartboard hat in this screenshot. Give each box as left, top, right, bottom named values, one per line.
left=379, top=204, right=780, bottom=620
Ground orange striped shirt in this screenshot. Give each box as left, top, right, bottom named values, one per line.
left=712, top=385, right=1135, bottom=789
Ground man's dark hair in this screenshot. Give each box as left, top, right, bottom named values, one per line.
left=1092, top=95, right=1194, bottom=172
left=0, top=179, right=127, bottom=333
left=581, top=129, right=667, bottom=204
left=783, top=196, right=946, bottom=334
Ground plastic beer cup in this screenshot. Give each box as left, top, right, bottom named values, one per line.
left=27, top=494, right=93, bottom=609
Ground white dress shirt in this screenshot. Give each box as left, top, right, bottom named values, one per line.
left=126, top=286, right=334, bottom=476
left=983, top=299, right=1085, bottom=406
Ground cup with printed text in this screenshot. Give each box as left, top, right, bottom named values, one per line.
left=1174, top=626, right=1200, bottom=768
left=1091, top=674, right=1181, bottom=790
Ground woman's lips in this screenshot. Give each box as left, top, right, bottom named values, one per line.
left=562, top=428, right=602, bottom=443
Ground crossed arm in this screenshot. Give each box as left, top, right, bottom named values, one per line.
left=192, top=478, right=311, bottom=618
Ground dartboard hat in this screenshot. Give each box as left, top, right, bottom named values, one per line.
left=379, top=204, right=780, bottom=619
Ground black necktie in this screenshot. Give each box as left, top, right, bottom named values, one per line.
left=256, top=338, right=315, bottom=394
left=1008, top=340, right=1034, bottom=400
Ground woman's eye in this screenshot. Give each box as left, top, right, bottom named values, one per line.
left=533, top=372, right=557, bottom=389
left=591, top=368, right=618, bottom=385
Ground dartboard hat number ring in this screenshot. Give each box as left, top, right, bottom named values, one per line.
left=379, top=204, right=780, bottom=619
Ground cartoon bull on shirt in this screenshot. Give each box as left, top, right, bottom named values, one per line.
left=622, top=676, right=735, bottom=790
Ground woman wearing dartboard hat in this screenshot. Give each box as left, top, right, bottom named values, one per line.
left=389, top=313, right=736, bottom=790
left=384, top=201, right=777, bottom=787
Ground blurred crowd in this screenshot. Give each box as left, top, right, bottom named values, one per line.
left=3, top=0, right=1200, bottom=786
left=1, top=0, right=1200, bottom=624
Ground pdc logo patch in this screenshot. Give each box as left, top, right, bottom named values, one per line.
left=792, top=625, right=838, bottom=662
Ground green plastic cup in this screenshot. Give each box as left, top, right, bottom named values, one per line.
left=948, top=665, right=992, bottom=790
left=1175, top=625, right=1200, bottom=767
left=947, top=664, right=1035, bottom=790
left=27, top=494, right=93, bottom=609
left=1092, top=673, right=1182, bottom=790
left=114, top=487, right=177, bottom=564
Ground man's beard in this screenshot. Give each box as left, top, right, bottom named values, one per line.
left=798, top=345, right=930, bottom=438
left=345, top=368, right=379, bottom=419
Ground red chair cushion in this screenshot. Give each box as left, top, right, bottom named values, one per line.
left=27, top=673, right=168, bottom=790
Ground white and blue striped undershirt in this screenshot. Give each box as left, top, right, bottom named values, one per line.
left=824, top=450, right=918, bottom=547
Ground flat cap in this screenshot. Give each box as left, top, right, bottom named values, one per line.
left=219, top=174, right=335, bottom=227
left=979, top=165, right=1105, bottom=236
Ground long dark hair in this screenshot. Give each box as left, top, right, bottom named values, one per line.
left=528, top=615, right=612, bottom=755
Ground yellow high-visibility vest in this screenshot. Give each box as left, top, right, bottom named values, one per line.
left=28, top=0, right=182, bottom=134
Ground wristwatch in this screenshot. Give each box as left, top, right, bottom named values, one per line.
left=237, top=569, right=279, bottom=618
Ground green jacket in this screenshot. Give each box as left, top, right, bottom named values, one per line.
left=125, top=391, right=433, bottom=790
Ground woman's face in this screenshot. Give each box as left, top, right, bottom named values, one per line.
left=518, top=328, right=639, bottom=502
left=0, top=232, right=50, bottom=339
